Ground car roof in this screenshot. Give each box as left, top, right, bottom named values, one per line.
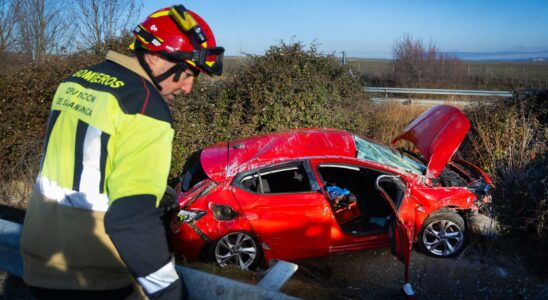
left=200, top=128, right=357, bottom=183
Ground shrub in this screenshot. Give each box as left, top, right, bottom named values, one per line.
left=169, top=41, right=368, bottom=178
left=461, top=90, right=547, bottom=272
left=392, top=35, right=467, bottom=88
left=0, top=53, right=102, bottom=206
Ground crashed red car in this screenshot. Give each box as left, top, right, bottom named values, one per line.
left=169, top=105, right=495, bottom=284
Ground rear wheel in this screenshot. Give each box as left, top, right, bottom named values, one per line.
left=419, top=211, right=465, bottom=257
left=209, top=231, right=263, bottom=270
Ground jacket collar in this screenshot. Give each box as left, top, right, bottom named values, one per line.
left=106, top=51, right=154, bottom=85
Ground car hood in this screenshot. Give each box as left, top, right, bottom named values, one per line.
left=392, top=105, right=470, bottom=179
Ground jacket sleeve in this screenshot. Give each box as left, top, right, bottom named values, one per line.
left=105, top=196, right=183, bottom=299
left=104, top=113, right=184, bottom=299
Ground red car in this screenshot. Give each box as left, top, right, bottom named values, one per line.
left=169, top=105, right=494, bottom=285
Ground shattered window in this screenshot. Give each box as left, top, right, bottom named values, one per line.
left=354, top=135, right=425, bottom=176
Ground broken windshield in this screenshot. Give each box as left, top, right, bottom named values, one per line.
left=354, top=135, right=426, bottom=176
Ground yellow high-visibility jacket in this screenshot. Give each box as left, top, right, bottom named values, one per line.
left=20, top=51, right=178, bottom=295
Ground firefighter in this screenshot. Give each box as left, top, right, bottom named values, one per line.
left=20, top=4, right=223, bottom=299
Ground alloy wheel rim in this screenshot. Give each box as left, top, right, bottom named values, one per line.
left=422, top=219, right=464, bottom=256
left=215, top=232, right=257, bottom=269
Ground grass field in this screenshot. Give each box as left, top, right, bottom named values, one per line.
left=350, top=58, right=548, bottom=79
left=224, top=56, right=548, bottom=89
left=348, top=58, right=548, bottom=89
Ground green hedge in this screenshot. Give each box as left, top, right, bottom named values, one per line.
left=168, top=41, right=367, bottom=178
left=0, top=41, right=368, bottom=200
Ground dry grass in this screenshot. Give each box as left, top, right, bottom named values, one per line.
left=344, top=57, right=548, bottom=89
left=354, top=101, right=428, bottom=144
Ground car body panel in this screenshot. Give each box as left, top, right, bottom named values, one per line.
left=201, top=129, right=356, bottom=183
left=194, top=187, right=255, bottom=242
left=233, top=188, right=332, bottom=261
left=392, top=105, right=471, bottom=179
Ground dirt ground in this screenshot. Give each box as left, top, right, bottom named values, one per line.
left=288, top=242, right=548, bottom=300
left=1, top=205, right=546, bottom=300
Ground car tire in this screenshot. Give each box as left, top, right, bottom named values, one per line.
left=209, top=231, right=263, bottom=270
left=418, top=211, right=466, bottom=258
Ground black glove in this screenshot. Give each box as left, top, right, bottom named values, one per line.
left=159, top=186, right=179, bottom=215
left=159, top=186, right=180, bottom=252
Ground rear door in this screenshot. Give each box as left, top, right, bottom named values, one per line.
left=375, top=175, right=416, bottom=290
left=232, top=161, right=332, bottom=261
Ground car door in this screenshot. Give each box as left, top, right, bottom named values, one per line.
left=375, top=174, right=416, bottom=297
left=231, top=161, right=332, bottom=261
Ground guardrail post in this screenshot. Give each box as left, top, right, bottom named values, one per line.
left=257, top=260, right=299, bottom=291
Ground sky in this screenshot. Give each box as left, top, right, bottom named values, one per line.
left=142, top=1, right=548, bottom=59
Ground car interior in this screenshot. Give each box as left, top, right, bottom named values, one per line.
left=239, top=165, right=312, bottom=194
left=317, top=165, right=404, bottom=236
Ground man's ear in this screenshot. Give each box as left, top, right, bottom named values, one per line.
left=144, top=52, right=163, bottom=67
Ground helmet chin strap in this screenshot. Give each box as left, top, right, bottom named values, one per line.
left=135, top=48, right=186, bottom=91
left=156, top=63, right=186, bottom=82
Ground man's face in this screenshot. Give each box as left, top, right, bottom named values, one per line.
left=150, top=56, right=197, bottom=102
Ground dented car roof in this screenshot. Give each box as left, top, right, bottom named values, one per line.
left=200, top=128, right=357, bottom=183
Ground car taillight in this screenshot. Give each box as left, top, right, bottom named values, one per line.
left=211, top=204, right=238, bottom=221
left=177, top=209, right=206, bottom=223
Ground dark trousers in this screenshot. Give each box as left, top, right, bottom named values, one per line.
left=29, top=285, right=134, bottom=300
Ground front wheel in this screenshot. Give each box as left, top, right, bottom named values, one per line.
left=209, top=231, right=263, bottom=270
left=418, top=211, right=466, bottom=257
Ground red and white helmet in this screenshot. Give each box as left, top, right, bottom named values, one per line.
left=132, top=4, right=224, bottom=76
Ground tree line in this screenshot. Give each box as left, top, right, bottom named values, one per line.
left=0, top=0, right=141, bottom=63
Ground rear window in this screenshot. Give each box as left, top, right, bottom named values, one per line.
left=180, top=150, right=209, bottom=193
left=238, top=164, right=311, bottom=194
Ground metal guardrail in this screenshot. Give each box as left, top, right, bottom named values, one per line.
left=0, top=219, right=23, bottom=278
left=0, top=219, right=300, bottom=300
left=370, top=97, right=492, bottom=107
left=364, top=87, right=513, bottom=97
